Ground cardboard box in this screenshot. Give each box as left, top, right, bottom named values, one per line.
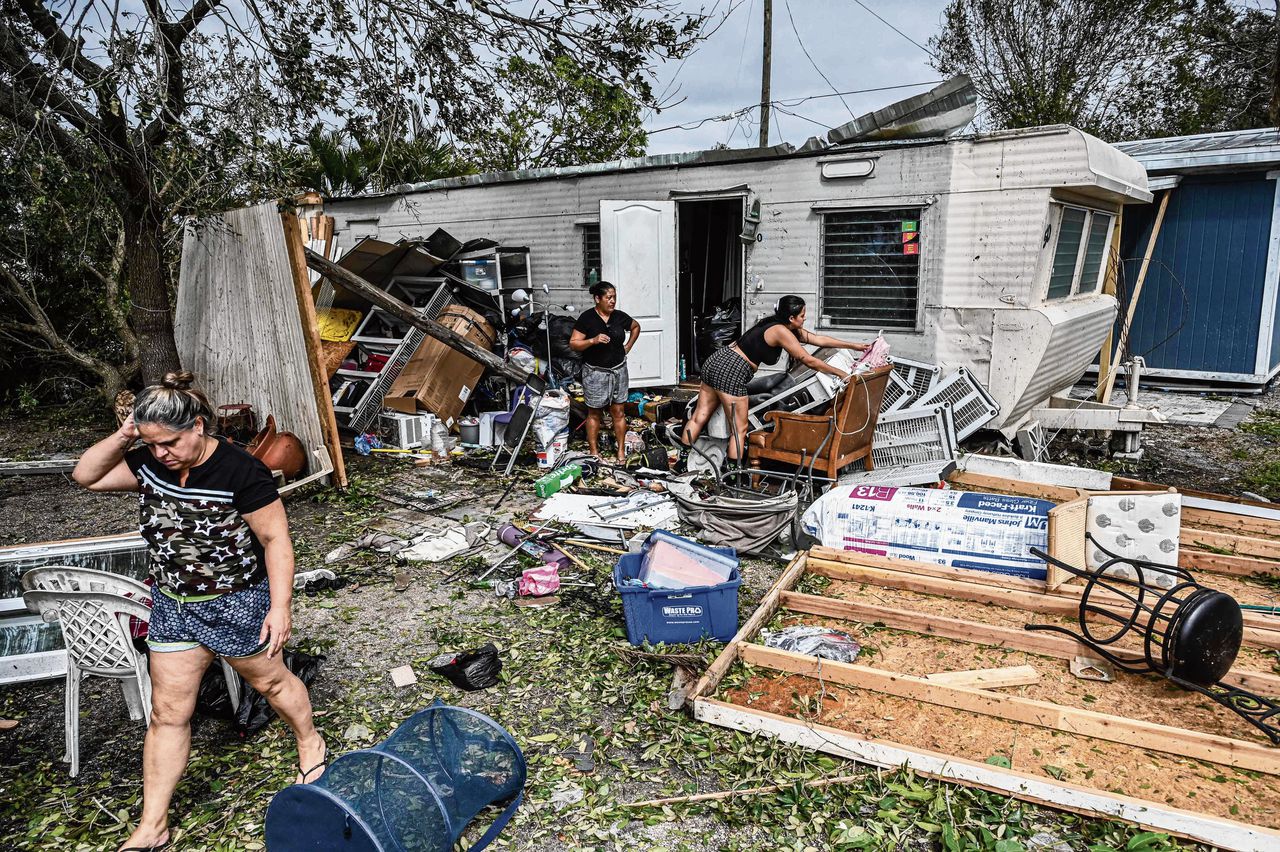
left=624, top=396, right=675, bottom=423
left=383, top=305, right=495, bottom=428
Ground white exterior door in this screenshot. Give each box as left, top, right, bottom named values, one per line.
left=600, top=199, right=678, bottom=387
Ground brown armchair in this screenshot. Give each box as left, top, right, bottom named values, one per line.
left=747, top=364, right=892, bottom=479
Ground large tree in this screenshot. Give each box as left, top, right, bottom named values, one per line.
left=933, top=0, right=1280, bottom=140
left=0, top=1, right=709, bottom=389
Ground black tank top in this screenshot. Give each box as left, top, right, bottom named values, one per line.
left=737, top=318, right=794, bottom=366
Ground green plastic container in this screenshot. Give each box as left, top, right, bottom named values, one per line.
left=534, top=463, right=581, bottom=498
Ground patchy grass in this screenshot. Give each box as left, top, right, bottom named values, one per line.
left=1241, top=408, right=1280, bottom=439
left=1243, top=458, right=1280, bottom=501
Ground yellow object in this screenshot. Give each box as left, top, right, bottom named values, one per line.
left=316, top=307, right=363, bottom=342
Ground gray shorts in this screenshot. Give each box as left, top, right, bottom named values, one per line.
left=582, top=362, right=629, bottom=409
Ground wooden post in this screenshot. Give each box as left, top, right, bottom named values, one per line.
left=1102, top=189, right=1172, bottom=404
left=758, top=0, right=772, bottom=148
left=1095, top=208, right=1123, bottom=401
left=303, top=248, right=541, bottom=389
left=281, top=214, right=348, bottom=488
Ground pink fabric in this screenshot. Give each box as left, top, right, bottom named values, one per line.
left=854, top=335, right=891, bottom=372
left=519, top=564, right=561, bottom=596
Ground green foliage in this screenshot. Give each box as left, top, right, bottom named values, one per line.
left=1241, top=408, right=1280, bottom=439
left=932, top=0, right=1278, bottom=139
left=1243, top=458, right=1280, bottom=501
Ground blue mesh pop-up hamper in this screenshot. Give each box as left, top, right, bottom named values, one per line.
left=265, top=702, right=525, bottom=851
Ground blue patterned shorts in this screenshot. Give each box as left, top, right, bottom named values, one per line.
left=147, top=581, right=272, bottom=658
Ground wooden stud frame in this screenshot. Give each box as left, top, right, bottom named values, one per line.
left=688, top=550, right=1280, bottom=852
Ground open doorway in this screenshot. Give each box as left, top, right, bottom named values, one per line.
left=677, top=198, right=745, bottom=378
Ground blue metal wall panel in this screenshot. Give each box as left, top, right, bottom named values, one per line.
left=1118, top=173, right=1274, bottom=376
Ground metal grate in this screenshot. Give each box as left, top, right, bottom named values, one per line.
left=887, top=355, right=941, bottom=403
left=871, top=405, right=957, bottom=469
left=819, top=208, right=922, bottom=329
left=347, top=281, right=453, bottom=433
left=582, top=224, right=601, bottom=287
left=879, top=369, right=915, bottom=414
left=839, top=459, right=957, bottom=488
left=913, top=367, right=1000, bottom=440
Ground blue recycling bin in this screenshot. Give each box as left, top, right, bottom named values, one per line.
left=265, top=702, right=525, bottom=852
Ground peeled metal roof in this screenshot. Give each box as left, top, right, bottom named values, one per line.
left=1115, top=128, right=1280, bottom=171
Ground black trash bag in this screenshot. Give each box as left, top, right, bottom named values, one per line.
left=428, top=643, right=501, bottom=691
left=234, top=650, right=326, bottom=738
left=196, top=665, right=238, bottom=720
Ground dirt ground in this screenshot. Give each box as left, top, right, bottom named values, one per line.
left=1, top=397, right=1274, bottom=851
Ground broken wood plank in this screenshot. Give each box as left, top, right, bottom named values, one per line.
left=0, top=458, right=78, bottom=475
left=693, top=697, right=1280, bottom=851
left=778, top=590, right=1280, bottom=697
left=924, top=665, right=1040, bottom=689
left=687, top=551, right=809, bottom=704
left=740, top=644, right=1280, bottom=776
left=806, top=556, right=1280, bottom=651
left=303, top=248, right=540, bottom=388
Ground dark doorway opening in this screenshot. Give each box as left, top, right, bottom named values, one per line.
left=677, top=198, right=744, bottom=377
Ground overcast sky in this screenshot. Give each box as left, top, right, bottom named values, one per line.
left=642, top=0, right=953, bottom=154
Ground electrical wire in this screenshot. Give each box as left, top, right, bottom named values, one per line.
left=847, top=0, right=937, bottom=59
left=783, top=0, right=856, bottom=120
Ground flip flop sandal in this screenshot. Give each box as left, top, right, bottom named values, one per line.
left=119, top=838, right=169, bottom=852
left=297, top=741, right=328, bottom=785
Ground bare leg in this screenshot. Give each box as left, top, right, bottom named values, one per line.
left=716, top=391, right=751, bottom=462
left=681, top=383, right=719, bottom=446
left=119, top=646, right=214, bottom=852
left=609, top=403, right=628, bottom=462
left=584, top=408, right=602, bottom=457
left=227, top=649, right=324, bottom=783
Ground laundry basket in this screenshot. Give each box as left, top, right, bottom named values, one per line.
left=265, top=702, right=525, bottom=852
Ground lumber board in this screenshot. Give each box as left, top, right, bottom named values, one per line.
left=778, top=591, right=1280, bottom=697
left=687, top=551, right=809, bottom=703
left=1183, top=529, right=1280, bottom=561
left=806, top=557, right=1280, bottom=651
left=281, top=212, right=347, bottom=489
left=694, top=697, right=1280, bottom=852
left=809, top=548, right=1280, bottom=641
left=740, top=644, right=1280, bottom=776
left=948, top=470, right=1280, bottom=544
left=924, top=665, right=1040, bottom=689
left=0, top=458, right=78, bottom=475
left=1180, top=548, right=1280, bottom=581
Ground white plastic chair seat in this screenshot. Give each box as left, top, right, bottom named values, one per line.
left=21, top=566, right=241, bottom=776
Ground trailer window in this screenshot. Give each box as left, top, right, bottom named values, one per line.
left=819, top=208, right=921, bottom=330
left=1047, top=205, right=1113, bottom=300
left=581, top=224, right=601, bottom=287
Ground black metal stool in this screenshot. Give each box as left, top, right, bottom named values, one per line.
left=1029, top=535, right=1280, bottom=745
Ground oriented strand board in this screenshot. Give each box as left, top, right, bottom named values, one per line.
left=176, top=203, right=330, bottom=484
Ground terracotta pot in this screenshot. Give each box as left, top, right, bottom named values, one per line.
left=247, top=415, right=307, bottom=480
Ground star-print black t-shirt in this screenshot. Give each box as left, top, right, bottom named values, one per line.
left=125, top=438, right=280, bottom=596
left=573, top=308, right=635, bottom=368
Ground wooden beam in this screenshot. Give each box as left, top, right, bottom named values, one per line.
left=1095, top=207, right=1123, bottom=402
left=693, top=697, right=1280, bottom=851
left=687, top=551, right=810, bottom=703
left=281, top=213, right=347, bottom=489
left=1183, top=529, right=1280, bottom=561
left=1104, top=187, right=1172, bottom=404
left=806, top=556, right=1280, bottom=651
left=1181, top=548, right=1280, bottom=581
left=778, top=591, right=1280, bottom=697
left=924, top=665, right=1040, bottom=689
left=303, top=248, right=540, bottom=389
left=740, top=644, right=1280, bottom=775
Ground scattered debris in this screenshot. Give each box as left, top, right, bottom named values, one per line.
left=762, top=626, right=862, bottom=663
left=388, top=665, right=417, bottom=687
left=428, top=643, right=502, bottom=691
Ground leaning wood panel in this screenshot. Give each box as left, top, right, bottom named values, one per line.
left=176, top=202, right=330, bottom=484
left=778, top=591, right=1280, bottom=697
left=694, top=697, right=1280, bottom=852
left=739, top=644, right=1280, bottom=775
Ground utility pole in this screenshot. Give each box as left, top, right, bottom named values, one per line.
left=759, top=0, right=773, bottom=147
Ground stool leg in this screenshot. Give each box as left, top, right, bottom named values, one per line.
left=121, top=676, right=145, bottom=721
left=220, top=658, right=241, bottom=711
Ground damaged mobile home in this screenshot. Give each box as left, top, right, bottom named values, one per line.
left=322, top=123, right=1153, bottom=436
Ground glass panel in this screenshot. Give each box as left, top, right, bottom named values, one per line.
left=820, top=208, right=922, bottom=329
left=1047, top=207, right=1086, bottom=299
left=1078, top=213, right=1112, bottom=294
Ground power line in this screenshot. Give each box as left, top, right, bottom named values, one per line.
left=647, top=79, right=944, bottom=135
left=783, top=0, right=856, bottom=119
left=848, top=0, right=936, bottom=59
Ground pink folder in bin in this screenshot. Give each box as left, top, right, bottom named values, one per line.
left=638, top=539, right=735, bottom=590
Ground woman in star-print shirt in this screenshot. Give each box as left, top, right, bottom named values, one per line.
left=74, top=371, right=326, bottom=852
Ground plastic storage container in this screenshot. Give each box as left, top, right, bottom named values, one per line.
left=265, top=701, right=525, bottom=852
left=614, top=551, right=741, bottom=646
left=639, top=530, right=738, bottom=589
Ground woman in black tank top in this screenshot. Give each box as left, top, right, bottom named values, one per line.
left=681, top=295, right=869, bottom=463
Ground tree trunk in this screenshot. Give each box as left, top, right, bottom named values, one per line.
left=121, top=213, right=182, bottom=384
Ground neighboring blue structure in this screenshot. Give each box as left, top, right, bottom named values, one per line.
left=1114, top=130, right=1280, bottom=384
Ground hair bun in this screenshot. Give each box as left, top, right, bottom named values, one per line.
left=161, top=370, right=196, bottom=390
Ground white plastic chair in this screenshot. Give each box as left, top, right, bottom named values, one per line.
left=21, top=566, right=241, bottom=776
